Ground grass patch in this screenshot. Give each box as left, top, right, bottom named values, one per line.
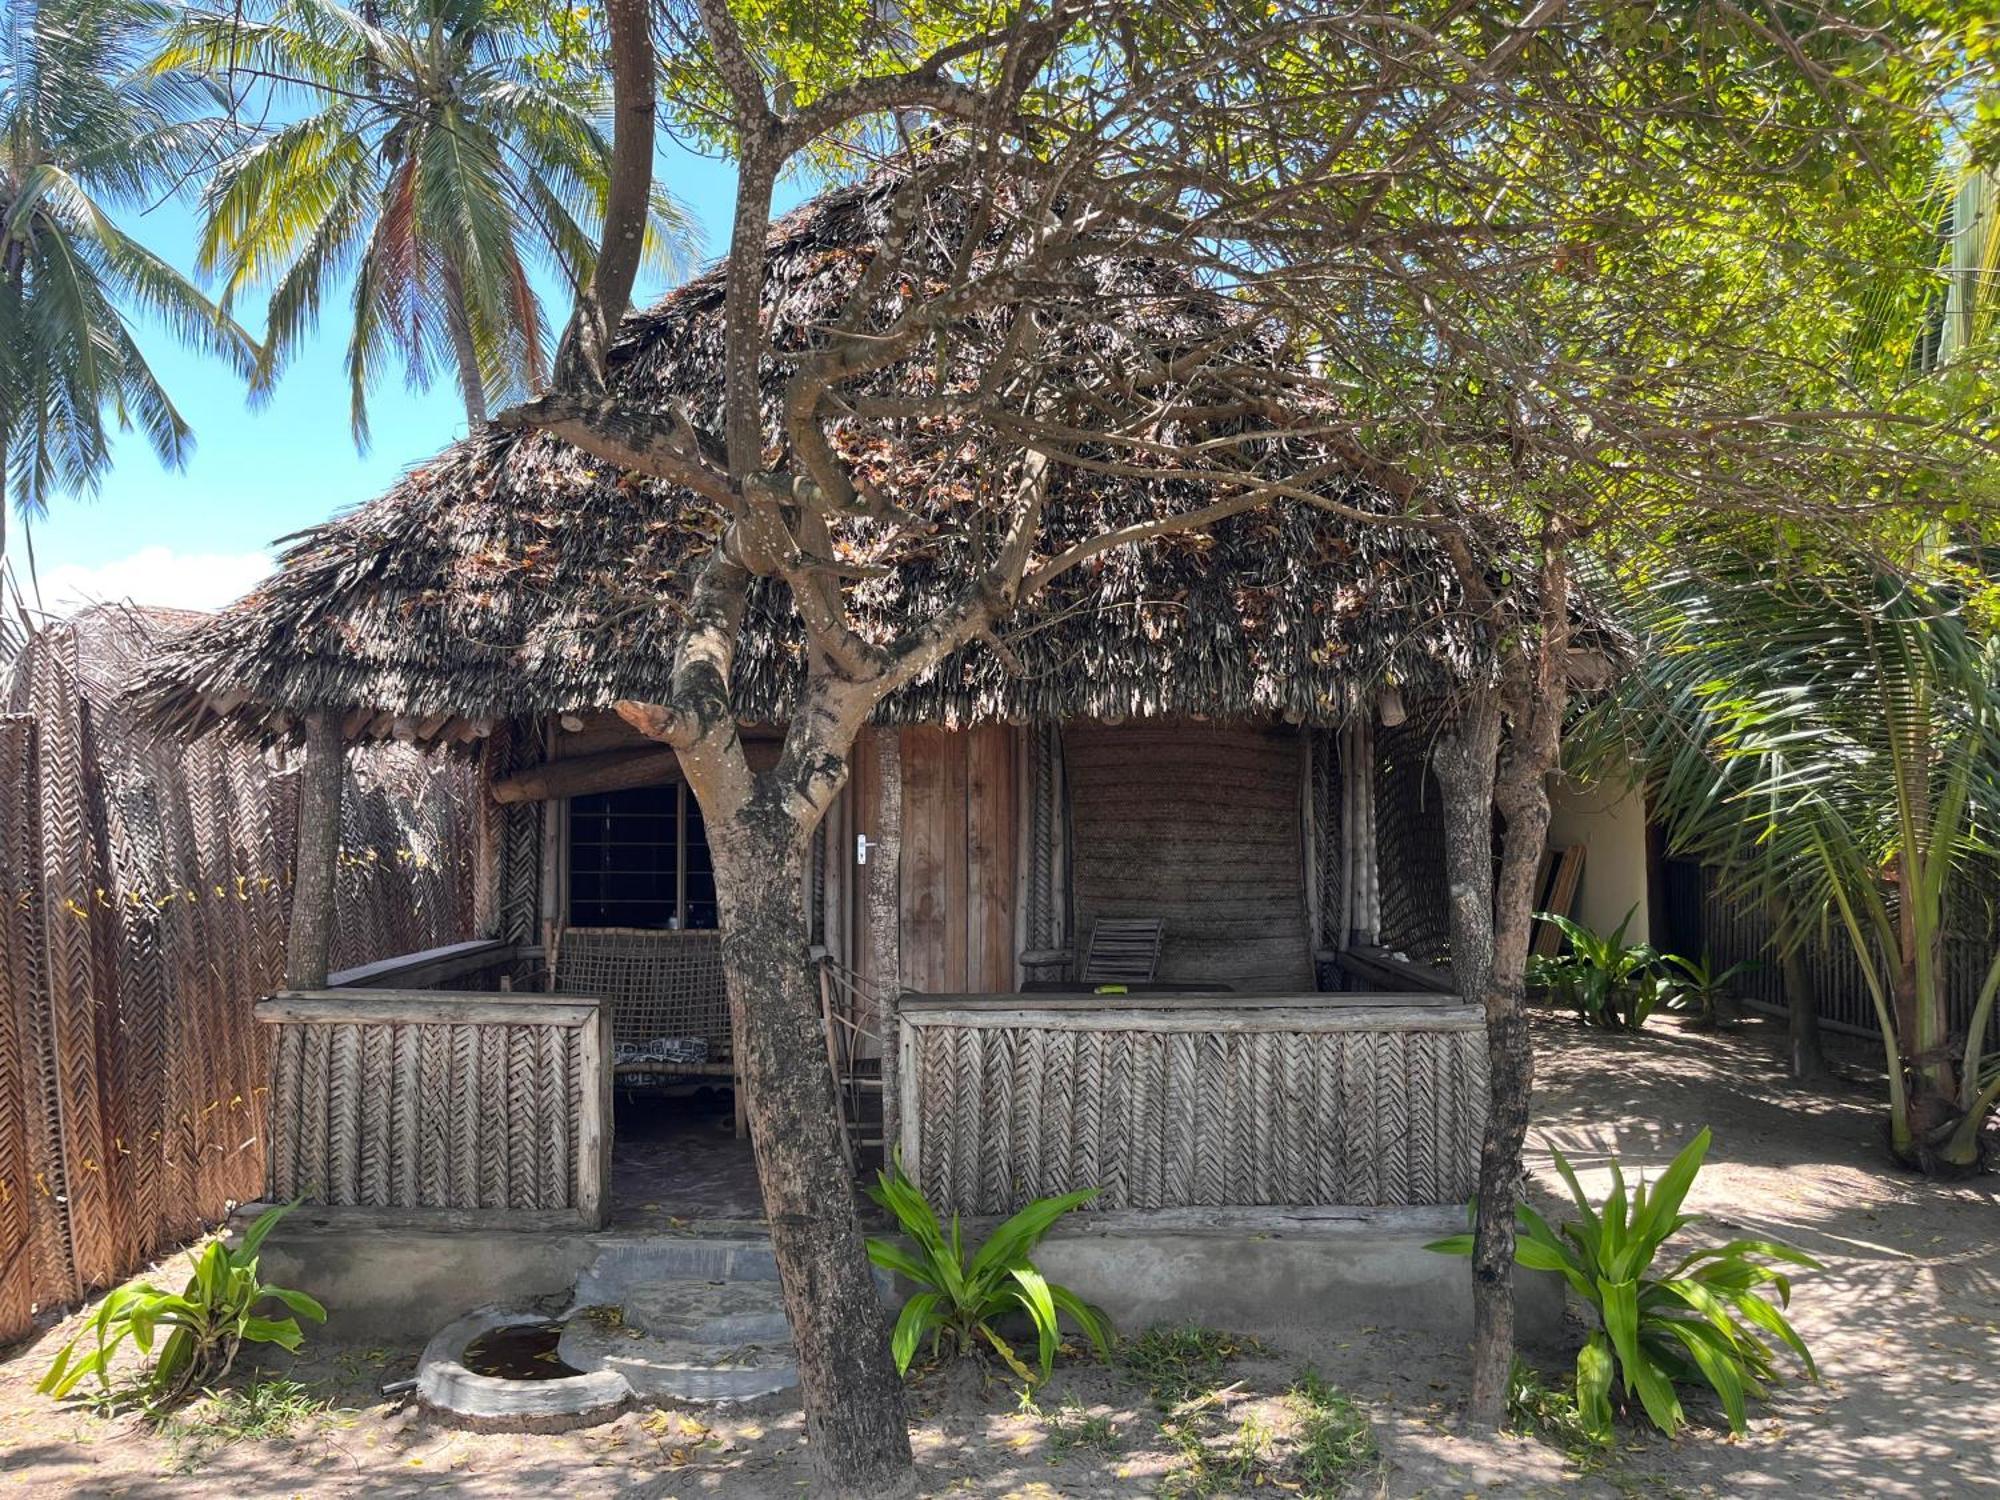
left=1122, top=1324, right=1258, bottom=1407
left=1126, top=1327, right=1381, bottom=1498
left=1042, top=1396, right=1122, bottom=1457
left=1507, top=1358, right=1603, bottom=1453
left=157, top=1378, right=332, bottom=1473
left=1289, top=1369, right=1383, bottom=1494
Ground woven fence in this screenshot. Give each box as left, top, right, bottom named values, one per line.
left=263, top=992, right=609, bottom=1226
left=0, top=608, right=475, bottom=1345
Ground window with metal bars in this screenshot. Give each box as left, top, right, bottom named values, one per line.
left=567, top=783, right=718, bottom=930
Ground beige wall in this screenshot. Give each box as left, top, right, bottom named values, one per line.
left=1546, top=753, right=1651, bottom=940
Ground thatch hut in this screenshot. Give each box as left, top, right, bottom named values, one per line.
left=133, top=166, right=1583, bottom=1344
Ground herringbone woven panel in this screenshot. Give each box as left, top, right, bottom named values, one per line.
left=904, top=1014, right=1486, bottom=1215
left=265, top=1017, right=579, bottom=1212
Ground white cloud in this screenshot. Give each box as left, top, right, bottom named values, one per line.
left=32, top=546, right=274, bottom=617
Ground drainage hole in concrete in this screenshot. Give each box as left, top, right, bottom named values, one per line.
left=461, top=1321, right=582, bottom=1380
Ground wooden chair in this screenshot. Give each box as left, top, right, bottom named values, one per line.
left=1080, top=917, right=1165, bottom=985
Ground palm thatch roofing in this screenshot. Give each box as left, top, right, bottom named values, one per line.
left=135, top=158, right=1559, bottom=747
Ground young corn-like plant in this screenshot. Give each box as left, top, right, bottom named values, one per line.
left=866, top=1161, right=1112, bottom=1384
left=1431, top=1129, right=1819, bottom=1441
left=39, top=1203, right=325, bottom=1411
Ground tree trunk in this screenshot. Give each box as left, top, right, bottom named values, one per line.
left=709, top=791, right=914, bottom=1498
left=1466, top=550, right=1570, bottom=1428
left=1435, top=692, right=1502, bottom=1006
left=1466, top=769, right=1545, bottom=1425
left=1769, top=894, right=1827, bottom=1082
left=441, top=262, right=489, bottom=428
left=286, top=713, right=344, bottom=990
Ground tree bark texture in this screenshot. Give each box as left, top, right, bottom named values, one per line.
left=1434, top=693, right=1503, bottom=1006
left=285, top=713, right=344, bottom=990
left=709, top=794, right=914, bottom=1498
left=1467, top=550, right=1570, bottom=1427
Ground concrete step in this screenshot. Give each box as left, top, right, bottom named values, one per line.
left=571, top=1237, right=778, bottom=1310
left=558, top=1312, right=797, bottom=1404
left=615, top=1276, right=792, bottom=1345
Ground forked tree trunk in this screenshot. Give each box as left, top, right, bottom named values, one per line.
left=706, top=786, right=914, bottom=1498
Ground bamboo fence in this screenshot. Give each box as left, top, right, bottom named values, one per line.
left=0, top=608, right=474, bottom=1345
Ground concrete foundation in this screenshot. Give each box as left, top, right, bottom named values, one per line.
left=1033, top=1206, right=1567, bottom=1349
left=245, top=1203, right=1564, bottom=1350
left=251, top=1215, right=599, bottom=1342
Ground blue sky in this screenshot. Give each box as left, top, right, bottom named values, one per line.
left=27, top=137, right=777, bottom=615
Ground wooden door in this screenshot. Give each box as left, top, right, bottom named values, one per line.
left=899, top=725, right=1020, bottom=993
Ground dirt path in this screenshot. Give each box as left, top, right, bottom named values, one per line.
left=1521, top=1013, right=2000, bottom=1499
left=1, top=1012, right=1993, bottom=1497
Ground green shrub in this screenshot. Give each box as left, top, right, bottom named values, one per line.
left=866, top=1162, right=1112, bottom=1384
left=1529, top=906, right=1667, bottom=1030
left=1430, top=1129, right=1819, bottom=1441
left=40, top=1203, right=325, bottom=1412
left=1658, top=950, right=1757, bottom=1028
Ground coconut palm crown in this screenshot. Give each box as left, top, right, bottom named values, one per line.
left=0, top=0, right=256, bottom=555
left=159, top=0, right=697, bottom=444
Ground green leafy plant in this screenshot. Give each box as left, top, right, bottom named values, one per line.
left=40, top=1203, right=326, bottom=1411
left=1659, top=950, right=1758, bottom=1029
left=1529, top=906, right=1666, bottom=1031
left=865, top=1161, right=1112, bottom=1384
left=1430, top=1129, right=1819, bottom=1441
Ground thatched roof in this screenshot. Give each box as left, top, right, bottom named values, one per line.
left=135, top=160, right=1531, bottom=746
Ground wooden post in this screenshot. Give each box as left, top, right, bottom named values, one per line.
left=285, top=713, right=344, bottom=991
left=576, top=1000, right=613, bottom=1228
left=471, top=728, right=506, bottom=939
left=864, top=725, right=903, bottom=1158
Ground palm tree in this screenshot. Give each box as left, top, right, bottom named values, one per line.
left=1590, top=549, right=2000, bottom=1172
left=0, top=0, right=256, bottom=565
left=159, top=0, right=696, bottom=445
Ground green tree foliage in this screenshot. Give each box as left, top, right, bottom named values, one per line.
left=0, top=0, right=256, bottom=554
left=157, top=0, right=698, bottom=441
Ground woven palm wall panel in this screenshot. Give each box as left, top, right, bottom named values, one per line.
left=266, top=1017, right=590, bottom=1213
left=899, top=1006, right=1487, bottom=1214
left=0, top=610, right=476, bottom=1343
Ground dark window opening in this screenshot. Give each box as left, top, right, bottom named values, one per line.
left=568, top=783, right=717, bottom=930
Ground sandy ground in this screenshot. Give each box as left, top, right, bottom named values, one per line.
left=1, top=1010, right=1994, bottom=1498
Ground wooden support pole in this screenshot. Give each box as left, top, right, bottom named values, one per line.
left=471, top=727, right=507, bottom=938
left=285, top=713, right=344, bottom=991
left=864, top=725, right=903, bottom=1157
